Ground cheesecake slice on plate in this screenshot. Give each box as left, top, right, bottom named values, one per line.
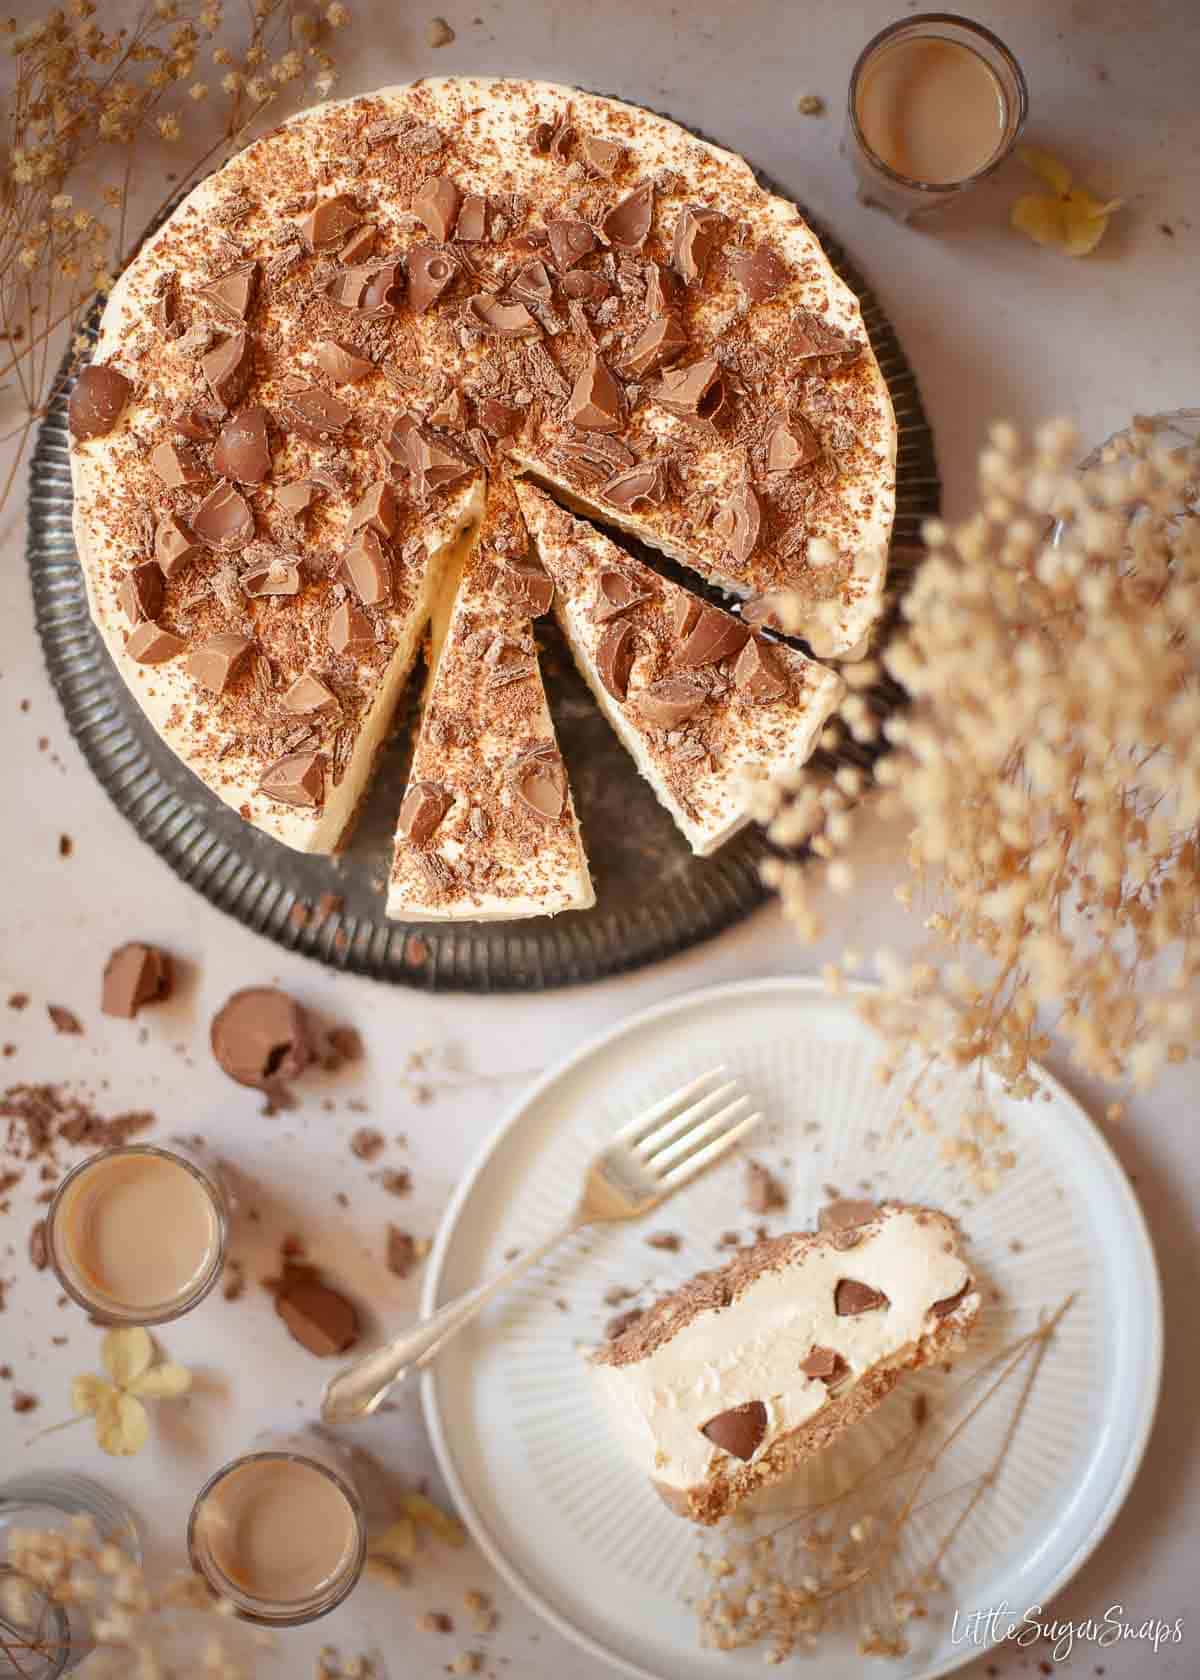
left=387, top=475, right=594, bottom=921
left=516, top=480, right=843, bottom=857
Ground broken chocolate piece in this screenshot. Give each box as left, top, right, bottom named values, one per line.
left=510, top=258, right=553, bottom=305
left=713, top=481, right=761, bottom=563
left=510, top=744, right=566, bottom=823
left=579, top=133, right=623, bottom=177
left=274, top=479, right=320, bottom=515
left=644, top=260, right=678, bottom=317
left=672, top=203, right=726, bottom=284
left=348, top=479, right=397, bottom=537
left=801, top=1345, right=848, bottom=1383
left=172, top=403, right=222, bottom=442
left=412, top=175, right=461, bottom=242
left=101, top=942, right=172, bottom=1019
left=466, top=293, right=539, bottom=337
left=620, top=313, right=687, bottom=378
left=197, top=260, right=258, bottom=321
left=201, top=331, right=251, bottom=407
left=728, top=244, right=790, bottom=303
left=766, top=413, right=820, bottom=474
left=567, top=354, right=624, bottom=433
left=328, top=262, right=404, bottom=314
left=635, top=673, right=708, bottom=727
left=328, top=598, right=375, bottom=657
left=260, top=750, right=326, bottom=808
left=834, top=1278, right=890, bottom=1316
left=593, top=569, right=652, bottom=622
left=398, top=780, right=453, bottom=844
left=281, top=386, right=351, bottom=444
left=497, top=555, right=554, bottom=617
left=596, top=619, right=635, bottom=701
left=68, top=364, right=132, bottom=440
left=281, top=672, right=338, bottom=715
left=734, top=635, right=789, bottom=703
left=314, top=339, right=375, bottom=384
left=300, top=194, right=362, bottom=251
left=386, top=1226, right=423, bottom=1279
left=818, top=1198, right=878, bottom=1232
left=117, top=560, right=165, bottom=626
left=193, top=480, right=254, bottom=549
left=677, top=604, right=750, bottom=667
left=546, top=218, right=595, bottom=270
left=673, top=594, right=701, bottom=640
left=149, top=439, right=205, bottom=488
left=340, top=528, right=392, bottom=606
left=212, top=405, right=271, bottom=483
left=455, top=192, right=488, bottom=242
left=241, top=556, right=301, bottom=596
left=187, top=631, right=253, bottom=696
left=601, top=459, right=668, bottom=511
left=700, top=1400, right=768, bottom=1462
left=276, top=1273, right=359, bottom=1356
left=561, top=268, right=609, bottom=303
left=744, top=1158, right=788, bottom=1215
left=406, top=428, right=473, bottom=495
left=211, top=986, right=311, bottom=1087
left=602, top=182, right=654, bottom=249
left=338, top=223, right=377, bottom=264
left=930, top=1279, right=973, bottom=1319
left=429, top=387, right=468, bottom=430
left=651, top=357, right=724, bottom=420
left=407, top=244, right=456, bottom=314
left=154, top=513, right=202, bottom=577
left=125, top=622, right=185, bottom=664
left=789, top=309, right=863, bottom=374
left=478, top=396, right=523, bottom=438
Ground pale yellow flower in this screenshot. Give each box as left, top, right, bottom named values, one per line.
left=1011, top=147, right=1121, bottom=256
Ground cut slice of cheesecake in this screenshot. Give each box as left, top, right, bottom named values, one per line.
left=515, top=481, right=843, bottom=857
left=386, top=475, right=595, bottom=920
left=589, top=1202, right=980, bottom=1525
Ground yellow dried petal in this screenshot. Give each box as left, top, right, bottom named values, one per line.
left=127, top=1361, right=191, bottom=1399
left=101, top=1327, right=153, bottom=1388
left=1060, top=188, right=1121, bottom=256
left=1019, top=146, right=1072, bottom=194
left=368, top=1517, right=416, bottom=1563
left=1010, top=193, right=1065, bottom=249
left=398, top=1491, right=467, bottom=1547
left=72, top=1373, right=112, bottom=1416
left=95, top=1392, right=149, bottom=1456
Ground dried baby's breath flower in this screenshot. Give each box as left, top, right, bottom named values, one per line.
left=1011, top=147, right=1121, bottom=255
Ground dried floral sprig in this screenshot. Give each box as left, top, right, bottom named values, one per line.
left=72, top=1325, right=192, bottom=1454
left=0, top=0, right=349, bottom=514
left=1011, top=147, right=1121, bottom=256
left=765, top=418, right=1200, bottom=1142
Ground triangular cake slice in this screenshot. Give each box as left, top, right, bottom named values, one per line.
left=387, top=476, right=594, bottom=920
left=516, top=481, right=842, bottom=857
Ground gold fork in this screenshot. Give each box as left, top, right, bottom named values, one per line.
left=321, top=1066, right=760, bottom=1424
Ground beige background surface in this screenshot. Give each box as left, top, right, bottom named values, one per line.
left=0, top=1, right=1197, bottom=1675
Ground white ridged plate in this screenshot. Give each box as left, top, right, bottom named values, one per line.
left=421, top=978, right=1162, bottom=1680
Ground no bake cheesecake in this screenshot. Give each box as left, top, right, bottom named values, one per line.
left=69, top=74, right=896, bottom=895
left=590, top=1203, right=978, bottom=1525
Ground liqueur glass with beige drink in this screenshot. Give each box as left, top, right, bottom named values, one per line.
left=845, top=14, right=1027, bottom=220
left=44, top=1141, right=227, bottom=1325
left=188, top=1434, right=366, bottom=1625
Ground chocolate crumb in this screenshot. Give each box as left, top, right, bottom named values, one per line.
left=645, top=1231, right=681, bottom=1252
left=58, top=835, right=73, bottom=858
left=47, top=1005, right=83, bottom=1036
left=605, top=1307, right=644, bottom=1340
left=12, top=1391, right=38, bottom=1414
left=744, top=1159, right=788, bottom=1216
left=28, top=1220, right=48, bottom=1271
left=426, top=15, right=455, bottom=46
left=375, top=1167, right=412, bottom=1197
left=350, top=1126, right=385, bottom=1161
left=386, top=1225, right=428, bottom=1278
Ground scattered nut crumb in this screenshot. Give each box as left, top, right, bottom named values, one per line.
left=417, top=1610, right=453, bottom=1633
left=796, top=93, right=825, bottom=116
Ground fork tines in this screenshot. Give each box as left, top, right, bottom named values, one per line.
left=617, top=1066, right=761, bottom=1189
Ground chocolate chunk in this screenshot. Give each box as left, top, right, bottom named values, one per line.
left=259, top=750, right=326, bottom=808
left=734, top=635, right=789, bottom=703
left=766, top=413, right=820, bottom=474
left=579, top=133, right=623, bottom=177
left=274, top=478, right=320, bottom=515
left=744, top=1158, right=788, bottom=1215
left=117, top=560, right=165, bottom=626
left=241, top=556, right=301, bottom=597
left=601, top=460, right=668, bottom=512
left=153, top=275, right=179, bottom=338
left=398, top=780, right=453, bottom=844
left=281, top=386, right=351, bottom=445
left=511, top=744, right=566, bottom=823
left=651, top=357, right=724, bottom=420
left=593, top=569, right=652, bottom=622
left=672, top=203, right=726, bottom=284
left=328, top=262, right=404, bottom=314
left=644, top=260, right=679, bottom=317
left=429, top=388, right=467, bottom=430
left=636, top=673, right=709, bottom=728
left=328, top=598, right=375, bottom=657
left=349, top=479, right=398, bottom=537
left=455, top=192, right=488, bottom=242
left=48, top=1004, right=82, bottom=1035
left=338, top=223, right=377, bottom=264
left=212, top=405, right=271, bottom=483
left=561, top=269, right=609, bottom=302
left=596, top=619, right=635, bottom=701
left=789, top=309, right=863, bottom=374
left=835, top=1278, right=890, bottom=1316
left=154, top=512, right=202, bottom=577
left=713, top=481, right=761, bottom=563
left=531, top=109, right=574, bottom=160
left=602, top=182, right=654, bottom=249
left=620, top=313, right=687, bottom=378
left=558, top=432, right=636, bottom=479
left=386, top=1226, right=423, bottom=1280
left=212, top=986, right=310, bottom=1086
left=407, top=245, right=456, bottom=315
left=801, top=1345, right=848, bottom=1383
left=340, top=528, right=392, bottom=606
left=677, top=604, right=749, bottom=668
left=125, top=622, right=185, bottom=664
left=201, top=331, right=251, bottom=407
left=149, top=439, right=205, bottom=488
left=68, top=364, right=131, bottom=440
left=930, top=1279, right=972, bottom=1318
left=478, top=397, right=523, bottom=438
left=193, top=480, right=254, bottom=549
left=172, top=404, right=222, bottom=441
left=29, top=1220, right=48, bottom=1271
left=412, top=175, right=461, bottom=242
left=728, top=244, right=790, bottom=303
left=819, top=1198, right=878, bottom=1232
left=510, top=257, right=553, bottom=305
left=567, top=354, right=624, bottom=433
left=314, top=339, right=375, bottom=384
left=281, top=672, right=338, bottom=715
left=673, top=595, right=701, bottom=640
left=276, top=1273, right=359, bottom=1356
left=497, top=556, right=554, bottom=617
left=466, top=294, right=539, bottom=337
left=406, top=428, right=473, bottom=496
left=197, top=260, right=258, bottom=321
left=101, top=942, right=172, bottom=1018
left=546, top=218, right=595, bottom=270
left=187, top=631, right=253, bottom=696
left=700, top=1400, right=768, bottom=1462
left=300, top=193, right=362, bottom=251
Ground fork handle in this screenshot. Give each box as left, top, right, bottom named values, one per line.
left=320, top=1210, right=583, bottom=1424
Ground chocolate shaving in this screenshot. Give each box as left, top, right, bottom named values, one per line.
left=601, top=459, right=669, bottom=511
left=260, top=750, right=325, bottom=808
left=510, top=257, right=553, bottom=306
left=766, top=413, right=821, bottom=474
left=700, top=1400, right=767, bottom=1462
left=241, top=556, right=301, bottom=597
left=172, top=403, right=222, bottom=442
left=602, top=182, right=654, bottom=249
left=398, top=780, right=453, bottom=844
left=281, top=386, right=352, bottom=444
left=789, top=308, right=864, bottom=374
left=497, top=555, right=554, bottom=617
left=596, top=619, right=635, bottom=701
left=429, top=387, right=468, bottom=430
left=580, top=133, right=623, bottom=177
left=557, top=432, right=635, bottom=479
left=212, top=405, right=271, bottom=483
left=68, top=364, right=131, bottom=440
left=592, top=569, right=653, bottom=622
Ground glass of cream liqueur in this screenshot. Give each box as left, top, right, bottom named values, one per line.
left=845, top=13, right=1028, bottom=220
left=44, top=1141, right=228, bottom=1325
left=188, top=1434, right=366, bottom=1625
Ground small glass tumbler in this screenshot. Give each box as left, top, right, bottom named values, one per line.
left=844, top=13, right=1028, bottom=222
left=188, top=1432, right=366, bottom=1626
left=44, top=1140, right=229, bottom=1326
